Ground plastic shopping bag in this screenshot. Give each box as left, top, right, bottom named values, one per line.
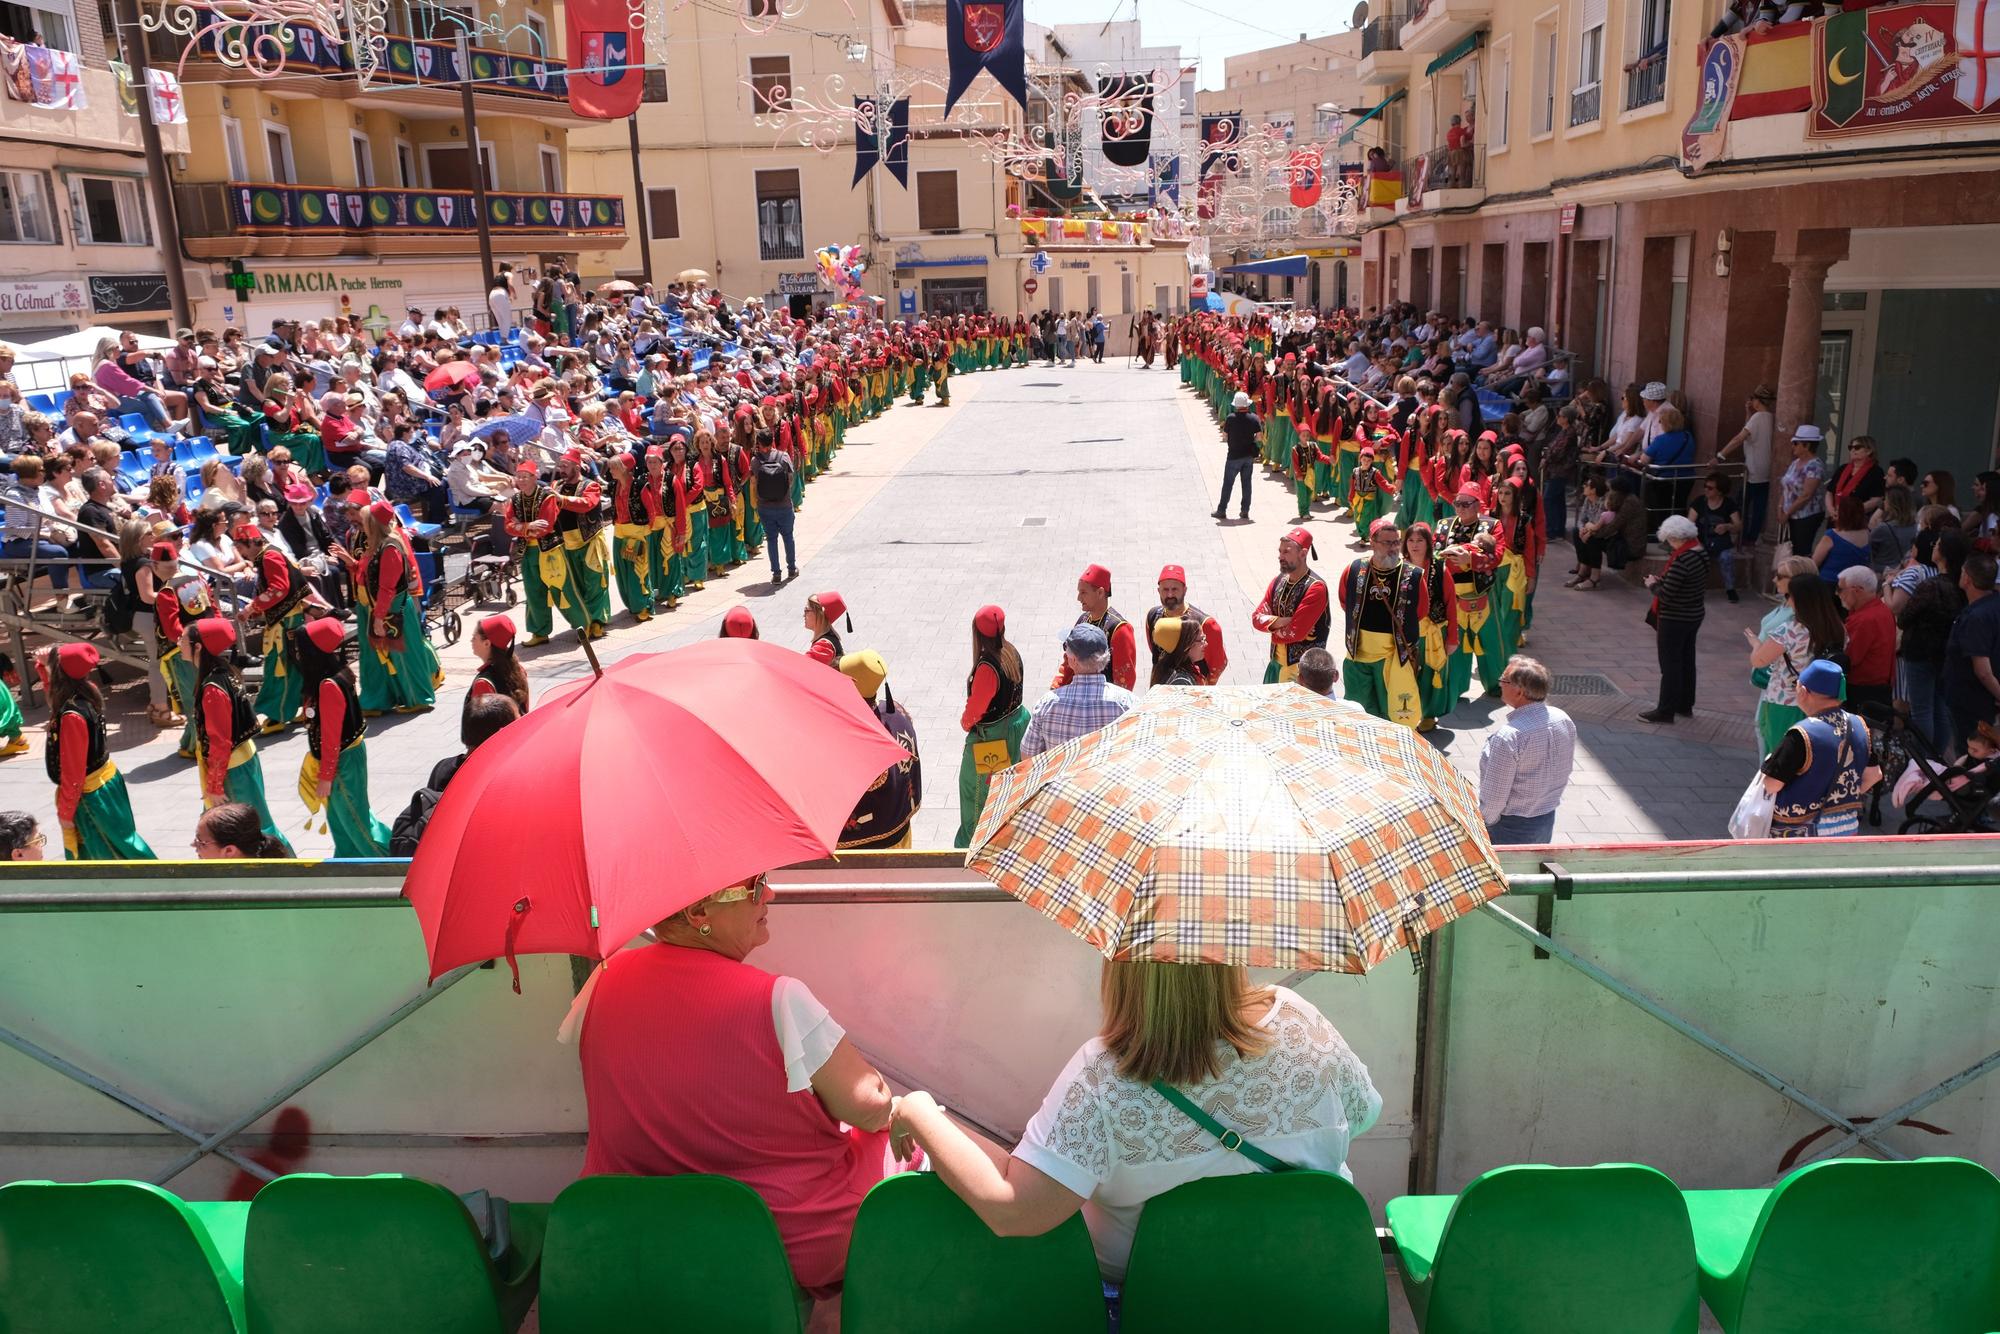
left=1728, top=772, right=1775, bottom=840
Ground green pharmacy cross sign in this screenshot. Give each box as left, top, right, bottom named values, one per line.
left=225, top=260, right=258, bottom=299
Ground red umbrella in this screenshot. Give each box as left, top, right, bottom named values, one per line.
left=423, top=360, right=481, bottom=396
left=404, top=638, right=909, bottom=984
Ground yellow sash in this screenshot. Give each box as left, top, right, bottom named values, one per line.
left=1418, top=618, right=1449, bottom=686
left=81, top=759, right=118, bottom=794
left=563, top=528, right=608, bottom=575
left=1500, top=550, right=1528, bottom=603
left=613, top=522, right=650, bottom=566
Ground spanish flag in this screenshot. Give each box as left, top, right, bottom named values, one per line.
left=1732, top=21, right=1814, bottom=117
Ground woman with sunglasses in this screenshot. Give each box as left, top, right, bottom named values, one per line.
left=572, top=870, right=904, bottom=1328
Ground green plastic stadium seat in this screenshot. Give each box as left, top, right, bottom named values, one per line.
left=841, top=1171, right=1105, bottom=1334
left=540, top=1175, right=804, bottom=1333
left=0, top=1179, right=248, bottom=1334
left=242, top=1174, right=545, bottom=1334
left=1685, top=1156, right=2000, bottom=1334
left=1120, top=1170, right=1388, bottom=1332
left=1386, top=1163, right=1698, bottom=1333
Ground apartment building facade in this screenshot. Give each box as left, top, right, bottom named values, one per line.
left=1356, top=0, right=2000, bottom=489
left=156, top=0, right=621, bottom=332
left=1195, top=32, right=1370, bottom=309
left=0, top=0, right=188, bottom=343
left=568, top=1, right=1192, bottom=323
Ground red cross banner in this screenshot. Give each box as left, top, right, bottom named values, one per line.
left=565, top=0, right=644, bottom=119
left=1811, top=0, right=2000, bottom=138
left=145, top=68, right=186, bottom=124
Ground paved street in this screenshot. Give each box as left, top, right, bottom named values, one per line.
left=1, top=360, right=1781, bottom=854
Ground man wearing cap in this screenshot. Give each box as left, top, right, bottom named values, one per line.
left=1215, top=391, right=1260, bottom=521
left=553, top=447, right=611, bottom=639
left=503, top=461, right=579, bottom=645
left=236, top=520, right=319, bottom=733
left=1761, top=659, right=1881, bottom=838
left=1054, top=564, right=1138, bottom=693
left=43, top=642, right=154, bottom=860
left=1440, top=489, right=1506, bottom=700
left=1337, top=518, right=1428, bottom=728
left=836, top=650, right=923, bottom=850
left=1252, top=527, right=1332, bottom=685
left=1023, top=622, right=1136, bottom=760
left=1147, top=566, right=1228, bottom=685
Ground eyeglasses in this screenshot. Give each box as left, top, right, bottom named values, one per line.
left=18, top=832, right=45, bottom=850
left=710, top=874, right=770, bottom=906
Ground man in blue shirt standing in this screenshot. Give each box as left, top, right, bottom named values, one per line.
left=1477, top=655, right=1577, bottom=844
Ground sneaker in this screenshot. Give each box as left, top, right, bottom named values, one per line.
left=786, top=568, right=799, bottom=581
left=1211, top=508, right=1226, bottom=520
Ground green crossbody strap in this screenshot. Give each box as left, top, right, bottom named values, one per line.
left=1149, top=1081, right=1296, bottom=1173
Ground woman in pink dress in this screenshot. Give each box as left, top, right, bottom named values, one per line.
left=575, top=873, right=901, bottom=1308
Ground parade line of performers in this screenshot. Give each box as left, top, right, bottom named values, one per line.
left=1176, top=309, right=1546, bottom=730
left=41, top=318, right=1029, bottom=861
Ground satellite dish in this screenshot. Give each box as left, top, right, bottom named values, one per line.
left=1351, top=1, right=1369, bottom=28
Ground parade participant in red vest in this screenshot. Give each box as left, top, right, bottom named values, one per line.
left=1054, top=563, right=1138, bottom=692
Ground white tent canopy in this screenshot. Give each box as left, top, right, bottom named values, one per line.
left=14, top=326, right=175, bottom=362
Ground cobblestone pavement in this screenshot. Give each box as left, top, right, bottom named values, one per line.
left=0, top=360, right=1785, bottom=854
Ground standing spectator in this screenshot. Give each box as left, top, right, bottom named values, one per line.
left=1828, top=435, right=1885, bottom=515
left=1746, top=568, right=1845, bottom=756
left=1966, top=471, right=2000, bottom=546
left=0, top=810, right=44, bottom=859
left=1021, top=624, right=1134, bottom=759
left=1777, top=425, right=1828, bottom=556
left=1213, top=392, right=1259, bottom=521
left=751, top=428, right=797, bottom=583
left=1943, top=552, right=2000, bottom=752
left=1868, top=485, right=1918, bottom=573
left=1089, top=310, right=1108, bottom=364
left=1477, top=655, right=1577, bottom=844
left=1639, top=515, right=1710, bottom=724
left=1836, top=566, right=1894, bottom=714
left=1812, top=494, right=1873, bottom=585
left=1759, top=659, right=1880, bottom=838
left=488, top=268, right=513, bottom=334
left=1295, top=646, right=1364, bottom=712
left=1895, top=529, right=1967, bottom=749
left=1716, top=385, right=1776, bottom=547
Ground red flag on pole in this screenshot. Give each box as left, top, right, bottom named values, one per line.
left=1289, top=147, right=1324, bottom=208
left=566, top=0, right=643, bottom=119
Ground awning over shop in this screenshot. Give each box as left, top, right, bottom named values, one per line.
left=1219, top=254, right=1311, bottom=278
left=1336, top=89, right=1406, bottom=146
left=1425, top=30, right=1484, bottom=77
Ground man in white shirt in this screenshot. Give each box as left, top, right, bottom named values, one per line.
left=1339, top=341, right=1370, bottom=383
left=1478, top=655, right=1577, bottom=845
left=487, top=268, right=513, bottom=334
left=1717, top=384, right=1775, bottom=548
left=397, top=307, right=424, bottom=340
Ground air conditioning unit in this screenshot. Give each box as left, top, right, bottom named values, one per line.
left=183, top=269, right=212, bottom=299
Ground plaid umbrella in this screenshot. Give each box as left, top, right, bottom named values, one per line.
left=965, top=684, right=1507, bottom=973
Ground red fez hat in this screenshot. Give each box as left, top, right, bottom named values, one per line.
left=645, top=445, right=664, bottom=460
left=1454, top=488, right=1483, bottom=505
left=514, top=460, right=540, bottom=477
left=150, top=541, right=179, bottom=562
left=562, top=446, right=586, bottom=465
left=1478, top=429, right=1499, bottom=443
left=1283, top=526, right=1315, bottom=555
left=1157, top=564, right=1186, bottom=585
left=721, top=606, right=758, bottom=638
left=56, top=642, right=97, bottom=680
left=193, top=617, right=236, bottom=657
left=303, top=617, right=345, bottom=654
left=1080, top=563, right=1112, bottom=593
left=1369, top=516, right=1400, bottom=538
left=813, top=590, right=849, bottom=626
left=478, top=614, right=516, bottom=649
left=231, top=522, right=264, bottom=544
left=368, top=500, right=396, bottom=525
left=973, top=604, right=1005, bottom=637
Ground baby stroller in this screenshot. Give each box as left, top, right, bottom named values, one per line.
left=413, top=549, right=466, bottom=648
left=1882, top=707, right=2000, bottom=834
left=1852, top=700, right=1910, bottom=829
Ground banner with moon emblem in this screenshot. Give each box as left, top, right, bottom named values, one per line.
left=1810, top=0, right=2000, bottom=138
left=1682, top=33, right=1744, bottom=170
left=225, top=184, right=623, bottom=235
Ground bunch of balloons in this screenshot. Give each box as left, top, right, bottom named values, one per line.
left=815, top=244, right=869, bottom=302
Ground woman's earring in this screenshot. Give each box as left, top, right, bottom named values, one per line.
left=697, top=924, right=712, bottom=936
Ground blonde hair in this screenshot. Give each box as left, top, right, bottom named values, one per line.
left=265, top=372, right=293, bottom=397
left=1775, top=554, right=1818, bottom=581
left=1099, top=961, right=1268, bottom=1086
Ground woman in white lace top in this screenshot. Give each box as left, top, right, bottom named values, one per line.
left=889, top=961, right=1379, bottom=1281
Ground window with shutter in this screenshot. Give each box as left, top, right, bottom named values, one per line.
left=916, top=170, right=959, bottom=231
left=754, top=169, right=803, bottom=259
left=647, top=188, right=679, bottom=239
left=749, top=55, right=791, bottom=111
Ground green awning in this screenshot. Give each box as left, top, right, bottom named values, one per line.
left=1425, top=30, right=1483, bottom=77
left=1336, top=89, right=1406, bottom=146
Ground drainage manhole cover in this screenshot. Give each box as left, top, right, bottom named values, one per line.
left=1020, top=516, right=1048, bottom=527
left=1067, top=437, right=1124, bottom=444
left=1552, top=673, right=1620, bottom=696
left=1022, top=381, right=1063, bottom=387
